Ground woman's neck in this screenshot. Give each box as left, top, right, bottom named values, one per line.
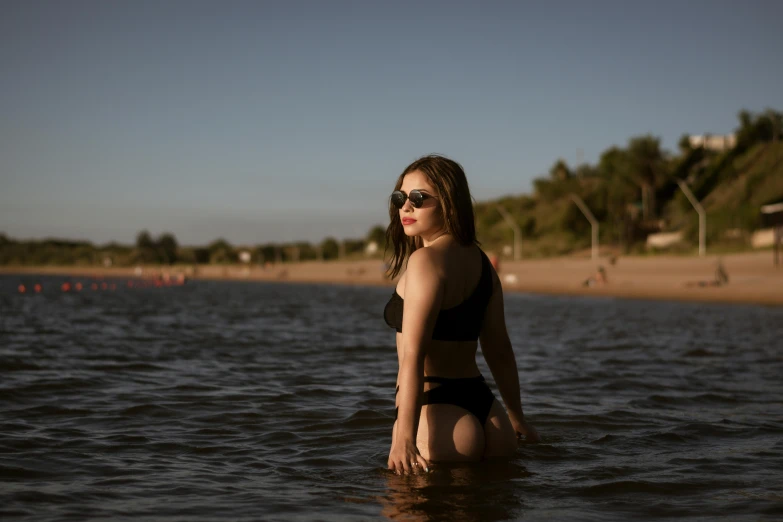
left=422, top=232, right=451, bottom=247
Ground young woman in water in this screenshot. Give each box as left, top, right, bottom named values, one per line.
left=384, top=155, right=540, bottom=475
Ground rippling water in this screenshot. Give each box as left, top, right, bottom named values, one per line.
left=1, top=274, right=782, bottom=521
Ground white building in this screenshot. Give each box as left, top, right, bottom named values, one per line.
left=688, top=134, right=737, bottom=152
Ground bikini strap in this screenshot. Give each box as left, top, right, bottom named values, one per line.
left=424, top=375, right=485, bottom=383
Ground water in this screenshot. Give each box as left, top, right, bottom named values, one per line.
left=1, top=275, right=782, bottom=521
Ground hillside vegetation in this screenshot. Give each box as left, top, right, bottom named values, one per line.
left=473, top=109, right=783, bottom=256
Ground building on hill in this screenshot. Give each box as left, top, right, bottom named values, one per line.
left=688, top=133, right=737, bottom=151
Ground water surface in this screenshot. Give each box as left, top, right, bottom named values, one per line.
left=1, top=275, right=782, bottom=520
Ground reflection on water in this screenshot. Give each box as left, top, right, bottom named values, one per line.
left=1, top=275, right=782, bottom=521
left=380, top=460, right=531, bottom=521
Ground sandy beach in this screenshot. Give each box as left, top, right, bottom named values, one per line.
left=3, top=251, right=781, bottom=306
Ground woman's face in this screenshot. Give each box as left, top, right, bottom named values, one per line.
left=397, top=170, right=444, bottom=238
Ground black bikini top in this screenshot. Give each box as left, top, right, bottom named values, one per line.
left=383, top=250, right=494, bottom=342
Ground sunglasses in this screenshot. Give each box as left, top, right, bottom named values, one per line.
left=390, top=189, right=437, bottom=209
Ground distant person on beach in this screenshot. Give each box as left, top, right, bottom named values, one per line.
left=685, top=258, right=729, bottom=287
left=382, top=155, right=539, bottom=475
left=583, top=266, right=608, bottom=287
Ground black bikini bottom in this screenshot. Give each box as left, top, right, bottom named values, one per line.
left=395, top=375, right=497, bottom=426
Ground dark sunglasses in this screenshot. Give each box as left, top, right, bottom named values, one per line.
left=390, top=189, right=437, bottom=209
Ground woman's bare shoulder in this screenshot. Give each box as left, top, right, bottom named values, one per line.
left=395, top=249, right=444, bottom=297
left=406, top=247, right=443, bottom=278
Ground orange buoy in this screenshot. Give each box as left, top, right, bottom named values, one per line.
left=91, top=283, right=99, bottom=291
left=34, top=284, right=42, bottom=293
left=18, top=284, right=26, bottom=293
left=101, top=282, right=108, bottom=290
left=75, top=282, right=83, bottom=291
left=61, top=282, right=71, bottom=292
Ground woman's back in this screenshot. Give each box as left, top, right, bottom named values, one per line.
left=389, top=242, right=495, bottom=377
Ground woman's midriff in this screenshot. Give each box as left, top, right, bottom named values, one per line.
left=395, top=337, right=481, bottom=391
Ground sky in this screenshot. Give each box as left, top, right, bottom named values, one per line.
left=1, top=0, right=782, bottom=246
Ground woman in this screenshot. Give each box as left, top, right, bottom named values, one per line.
left=384, top=155, right=539, bottom=475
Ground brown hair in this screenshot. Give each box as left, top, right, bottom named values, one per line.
left=385, top=155, right=477, bottom=279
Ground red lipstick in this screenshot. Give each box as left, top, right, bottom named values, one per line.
left=402, top=218, right=417, bottom=225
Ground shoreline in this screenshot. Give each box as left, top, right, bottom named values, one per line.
left=2, top=251, right=781, bottom=306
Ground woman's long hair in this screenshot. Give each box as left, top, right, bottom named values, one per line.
left=385, top=155, right=477, bottom=279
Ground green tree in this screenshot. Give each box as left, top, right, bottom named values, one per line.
left=574, top=164, right=597, bottom=179
left=678, top=134, right=693, bottom=153
left=344, top=239, right=365, bottom=256
left=293, top=242, right=317, bottom=261
left=734, top=109, right=782, bottom=148
left=595, top=147, right=637, bottom=247
left=767, top=109, right=782, bottom=142
left=157, top=233, right=178, bottom=265
left=136, top=230, right=154, bottom=249
left=627, top=135, right=666, bottom=220
left=366, top=225, right=386, bottom=250
left=257, top=245, right=277, bottom=264
left=135, top=230, right=158, bottom=263
left=736, top=109, right=756, bottom=147
left=549, top=159, right=572, bottom=181
left=320, top=237, right=339, bottom=260
left=193, top=247, right=210, bottom=264
left=208, top=238, right=235, bottom=264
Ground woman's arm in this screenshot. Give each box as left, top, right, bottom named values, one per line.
left=479, top=271, right=540, bottom=442
left=388, top=249, right=443, bottom=474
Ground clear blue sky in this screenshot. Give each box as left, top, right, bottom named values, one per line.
left=2, top=0, right=781, bottom=246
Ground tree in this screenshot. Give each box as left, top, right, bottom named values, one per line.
left=736, top=109, right=755, bottom=147
left=768, top=109, right=782, bottom=142
left=595, top=147, right=637, bottom=247
left=135, top=230, right=158, bottom=263
left=549, top=159, right=572, bottom=181
left=734, top=109, right=782, bottom=148
left=136, top=230, right=154, bottom=250
left=574, top=164, right=597, bottom=179
left=344, top=239, right=365, bottom=256
left=293, top=242, right=317, bottom=261
left=257, top=245, right=277, bottom=264
left=320, top=237, right=339, bottom=260
left=208, top=238, right=235, bottom=264
left=627, top=135, right=666, bottom=220
left=678, top=134, right=693, bottom=153
left=193, top=248, right=210, bottom=264
left=157, top=233, right=178, bottom=265
left=366, top=225, right=386, bottom=250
